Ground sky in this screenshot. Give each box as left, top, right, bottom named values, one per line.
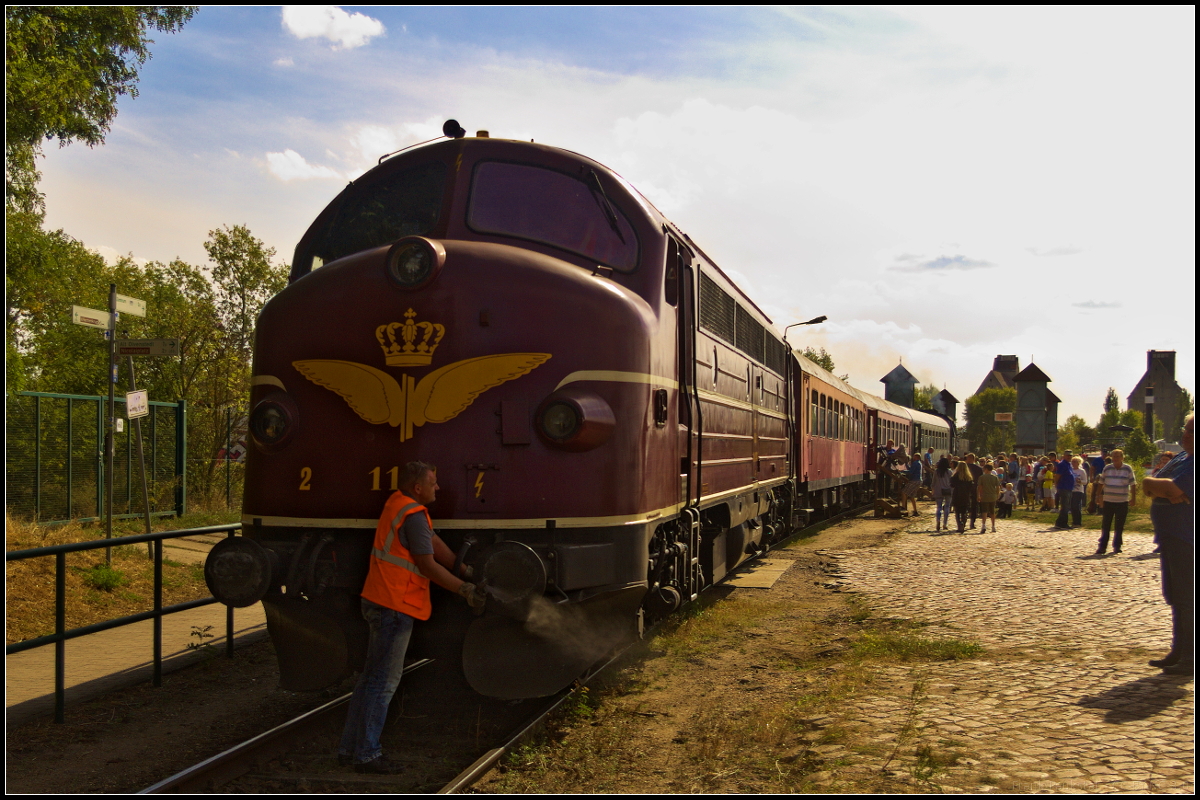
left=36, top=6, right=1196, bottom=427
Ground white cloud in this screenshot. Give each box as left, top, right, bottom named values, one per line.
left=281, top=6, right=385, bottom=50
left=274, top=56, right=294, bottom=67
left=265, top=149, right=341, bottom=181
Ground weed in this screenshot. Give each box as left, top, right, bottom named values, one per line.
left=851, top=619, right=983, bottom=662
left=187, top=624, right=216, bottom=652
left=879, top=672, right=928, bottom=774
left=81, top=564, right=128, bottom=592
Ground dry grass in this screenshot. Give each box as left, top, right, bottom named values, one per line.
left=485, top=584, right=985, bottom=794
left=5, top=513, right=221, bottom=645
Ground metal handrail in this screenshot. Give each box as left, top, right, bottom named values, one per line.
left=5, top=523, right=242, bottom=722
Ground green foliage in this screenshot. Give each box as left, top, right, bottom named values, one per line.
left=963, top=388, right=1016, bottom=455
left=6, top=222, right=287, bottom=504
left=1103, top=387, right=1120, bottom=414
left=5, top=6, right=196, bottom=212
left=1123, top=425, right=1156, bottom=465
left=80, top=563, right=128, bottom=592
left=912, top=383, right=939, bottom=411
left=1058, top=414, right=1094, bottom=452
left=800, top=346, right=835, bottom=373
left=1169, top=388, right=1192, bottom=443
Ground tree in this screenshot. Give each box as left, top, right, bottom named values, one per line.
left=800, top=346, right=834, bottom=373
left=913, top=382, right=940, bottom=411
left=5, top=6, right=196, bottom=212
left=1059, top=414, right=1095, bottom=451
left=963, top=388, right=1016, bottom=456
left=1103, top=387, right=1120, bottom=415
left=799, top=346, right=848, bottom=381
left=1170, top=388, right=1194, bottom=443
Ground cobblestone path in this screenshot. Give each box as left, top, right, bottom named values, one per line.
left=826, top=519, right=1193, bottom=794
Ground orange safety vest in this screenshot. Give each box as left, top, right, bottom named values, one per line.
left=361, top=491, right=434, bottom=620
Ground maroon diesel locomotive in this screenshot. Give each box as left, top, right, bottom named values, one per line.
left=204, top=124, right=952, bottom=699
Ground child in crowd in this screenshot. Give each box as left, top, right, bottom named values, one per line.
left=999, top=483, right=1017, bottom=518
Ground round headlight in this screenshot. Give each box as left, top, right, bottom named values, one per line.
left=540, top=401, right=580, bottom=440
left=250, top=393, right=298, bottom=450
left=536, top=390, right=615, bottom=452
left=386, top=236, right=446, bottom=289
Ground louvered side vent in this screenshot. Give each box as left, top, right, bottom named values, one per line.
left=735, top=304, right=765, bottom=364
left=765, top=336, right=787, bottom=375
left=699, top=273, right=735, bottom=345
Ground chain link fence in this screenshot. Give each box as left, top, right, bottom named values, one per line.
left=6, top=392, right=186, bottom=524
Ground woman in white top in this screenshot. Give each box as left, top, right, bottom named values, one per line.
left=1070, top=456, right=1088, bottom=528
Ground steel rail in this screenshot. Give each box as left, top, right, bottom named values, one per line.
left=436, top=502, right=874, bottom=793
left=139, top=503, right=875, bottom=795
left=138, top=659, right=433, bottom=794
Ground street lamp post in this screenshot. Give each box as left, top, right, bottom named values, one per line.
left=782, top=315, right=827, bottom=345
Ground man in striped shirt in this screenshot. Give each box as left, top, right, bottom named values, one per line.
left=1096, top=448, right=1138, bottom=555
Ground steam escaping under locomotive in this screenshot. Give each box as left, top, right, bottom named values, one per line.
left=204, top=122, right=953, bottom=699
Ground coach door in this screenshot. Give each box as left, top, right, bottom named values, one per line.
left=866, top=408, right=879, bottom=471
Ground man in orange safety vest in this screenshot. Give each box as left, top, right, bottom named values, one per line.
left=338, top=461, right=486, bottom=773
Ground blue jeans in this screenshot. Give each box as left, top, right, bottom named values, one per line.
left=935, top=496, right=951, bottom=526
left=338, top=599, right=415, bottom=764
left=1054, top=489, right=1073, bottom=527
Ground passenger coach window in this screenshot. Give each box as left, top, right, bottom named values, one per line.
left=309, top=161, right=447, bottom=268
left=468, top=161, right=639, bottom=272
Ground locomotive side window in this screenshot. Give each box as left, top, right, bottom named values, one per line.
left=468, top=161, right=639, bottom=272
left=308, top=161, right=447, bottom=267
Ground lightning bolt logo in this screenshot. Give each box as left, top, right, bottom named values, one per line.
left=474, top=471, right=486, bottom=498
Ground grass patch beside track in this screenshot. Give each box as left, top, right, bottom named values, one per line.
left=5, top=511, right=235, bottom=645
left=483, top=529, right=985, bottom=794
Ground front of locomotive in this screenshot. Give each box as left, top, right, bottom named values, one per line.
left=204, top=135, right=675, bottom=698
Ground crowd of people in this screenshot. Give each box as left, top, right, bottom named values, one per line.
left=881, top=417, right=1193, bottom=677
left=879, top=442, right=1169, bottom=547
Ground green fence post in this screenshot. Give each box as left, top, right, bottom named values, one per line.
left=175, top=399, right=187, bottom=518
left=35, top=395, right=42, bottom=521
left=96, top=396, right=104, bottom=521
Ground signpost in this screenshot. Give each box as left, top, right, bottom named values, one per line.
left=116, top=339, right=180, bottom=357
left=126, top=390, right=150, bottom=419
left=70, top=288, right=170, bottom=562
left=994, top=413, right=1014, bottom=422
left=71, top=306, right=111, bottom=330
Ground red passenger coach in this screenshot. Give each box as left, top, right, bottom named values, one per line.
left=203, top=126, right=952, bottom=700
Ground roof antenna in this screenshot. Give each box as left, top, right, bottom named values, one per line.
left=377, top=119, right=467, bottom=165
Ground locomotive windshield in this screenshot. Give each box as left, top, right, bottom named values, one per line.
left=467, top=161, right=639, bottom=272
left=307, top=161, right=447, bottom=268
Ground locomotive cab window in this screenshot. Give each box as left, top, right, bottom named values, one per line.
left=304, top=161, right=447, bottom=270
left=468, top=161, right=639, bottom=272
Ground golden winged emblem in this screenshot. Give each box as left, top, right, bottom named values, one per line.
left=294, top=353, right=551, bottom=441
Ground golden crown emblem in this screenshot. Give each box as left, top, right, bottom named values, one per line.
left=376, top=309, right=445, bottom=367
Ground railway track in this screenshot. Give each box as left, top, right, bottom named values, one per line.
left=140, top=504, right=873, bottom=794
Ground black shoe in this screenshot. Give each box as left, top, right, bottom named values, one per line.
left=1112, top=549, right=1122, bottom=554
left=1094, top=548, right=1106, bottom=556
left=1161, top=661, right=1194, bottom=676
left=1149, top=653, right=1181, bottom=668
left=355, top=755, right=405, bottom=774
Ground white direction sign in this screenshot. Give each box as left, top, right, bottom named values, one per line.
left=72, top=305, right=112, bottom=330
left=116, top=338, right=180, bottom=357
left=126, top=390, right=150, bottom=419
left=115, top=294, right=146, bottom=317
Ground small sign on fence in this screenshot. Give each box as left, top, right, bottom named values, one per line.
left=126, top=390, right=150, bottom=419
left=994, top=413, right=1013, bottom=422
